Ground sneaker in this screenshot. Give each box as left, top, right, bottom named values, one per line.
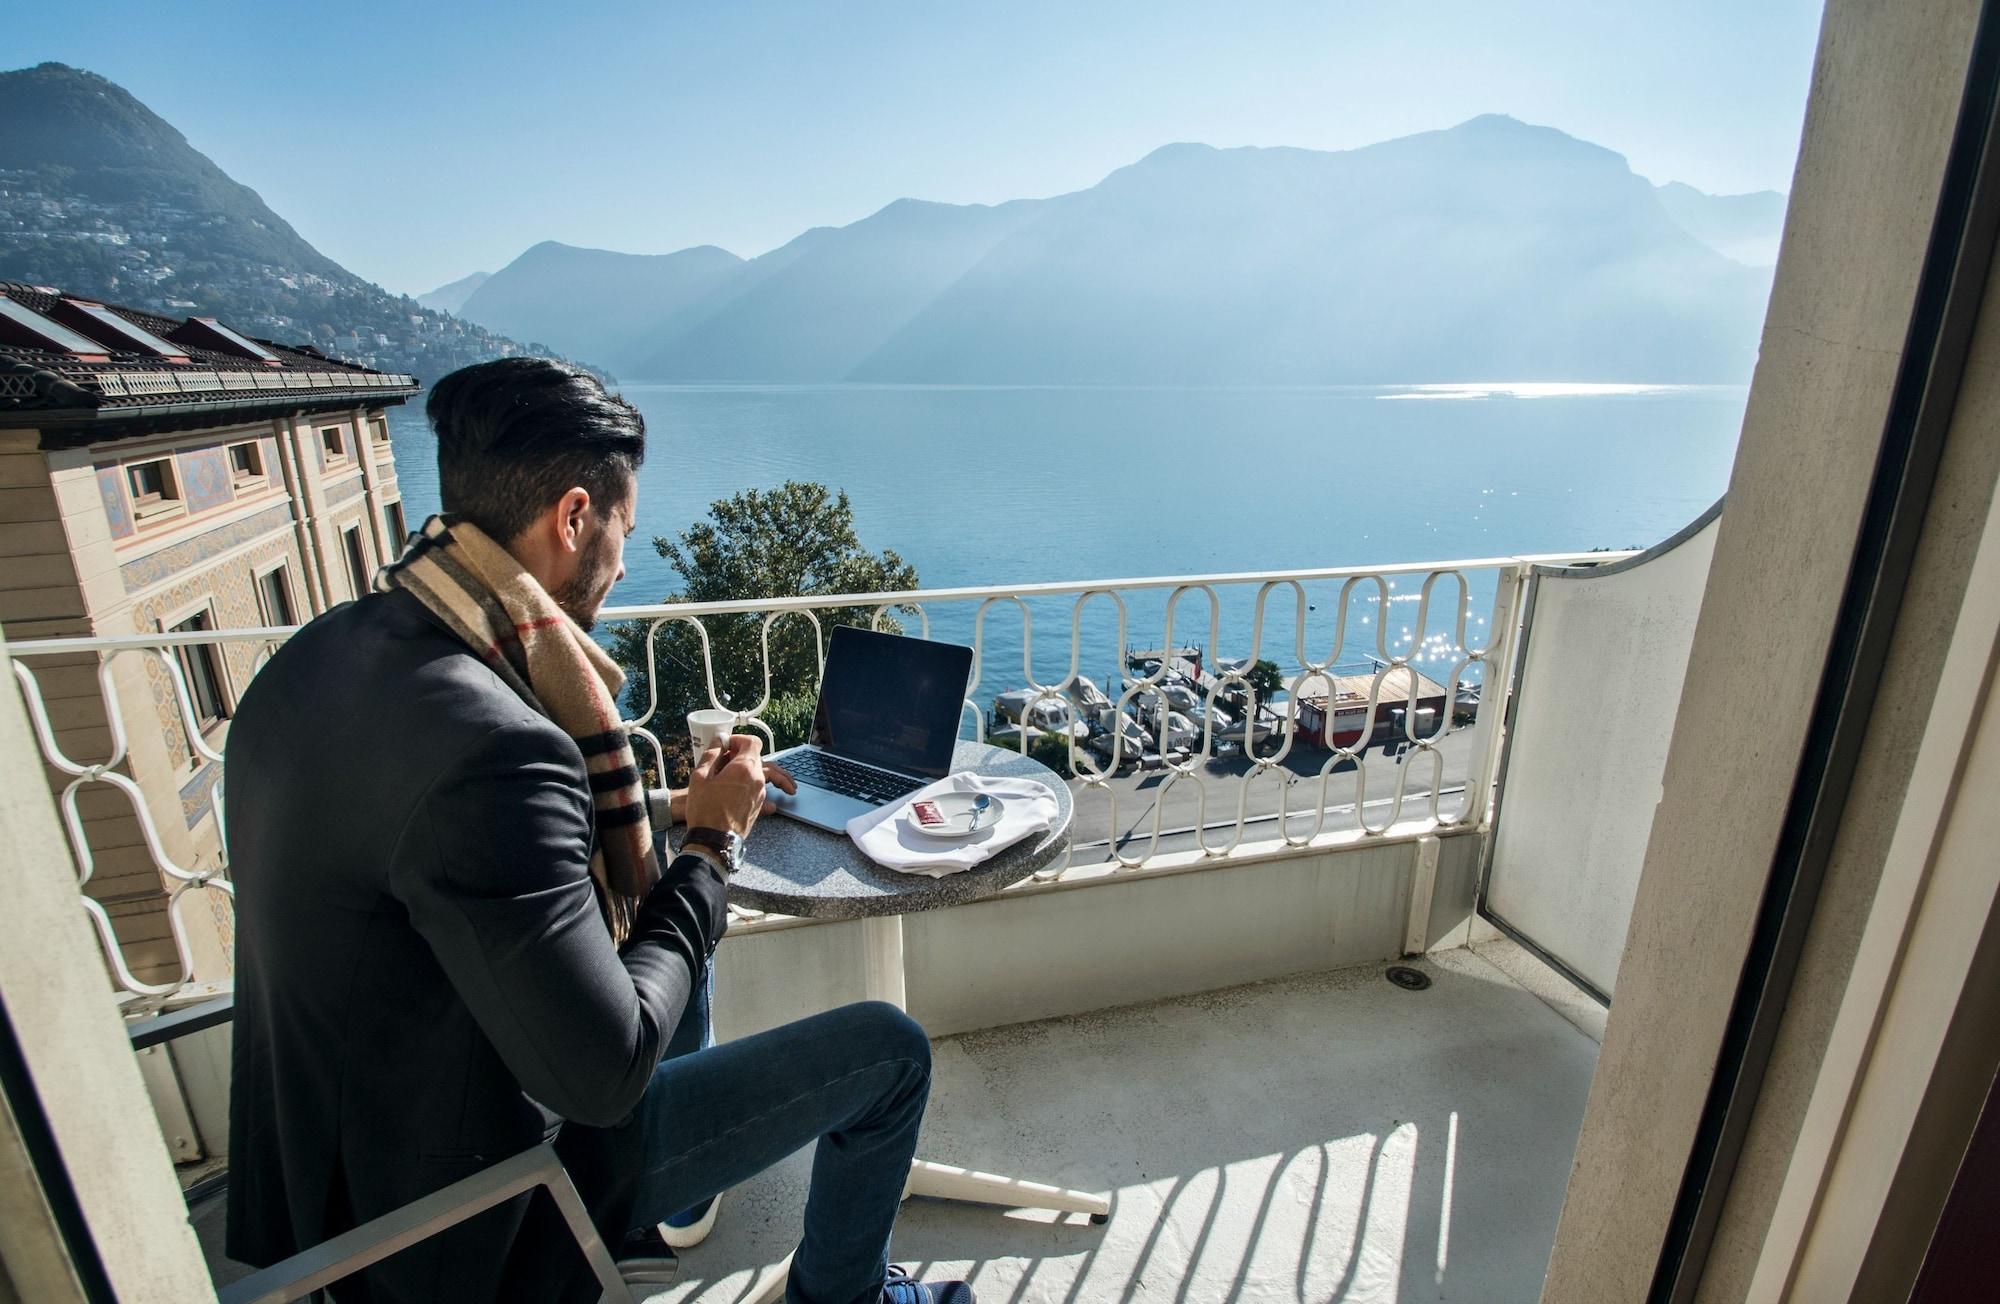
left=658, top=1194, right=720, bottom=1250
left=880, top=1264, right=975, bottom=1304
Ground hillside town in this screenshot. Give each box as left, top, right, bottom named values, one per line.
left=0, top=163, right=574, bottom=379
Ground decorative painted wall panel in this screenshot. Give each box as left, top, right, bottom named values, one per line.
left=180, top=447, right=234, bottom=514
left=96, top=464, right=133, bottom=539
left=120, top=503, right=294, bottom=592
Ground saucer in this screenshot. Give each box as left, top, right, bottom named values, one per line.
left=905, top=791, right=1005, bottom=838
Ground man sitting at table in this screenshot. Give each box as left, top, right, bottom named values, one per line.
left=224, top=357, right=972, bottom=1304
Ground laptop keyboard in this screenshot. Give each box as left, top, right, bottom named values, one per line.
left=781, top=750, right=927, bottom=805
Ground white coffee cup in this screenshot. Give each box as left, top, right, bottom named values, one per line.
left=687, top=708, right=739, bottom=754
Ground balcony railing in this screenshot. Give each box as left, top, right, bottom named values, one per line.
left=5, top=550, right=1620, bottom=1003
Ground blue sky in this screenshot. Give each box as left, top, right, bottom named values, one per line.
left=11, top=1, right=1825, bottom=297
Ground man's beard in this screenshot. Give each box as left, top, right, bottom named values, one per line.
left=551, top=533, right=617, bottom=632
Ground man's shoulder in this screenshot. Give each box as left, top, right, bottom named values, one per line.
left=236, top=591, right=576, bottom=761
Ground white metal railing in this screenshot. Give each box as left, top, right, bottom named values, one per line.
left=608, top=557, right=1572, bottom=872
left=3, top=551, right=1620, bottom=1001
left=8, top=628, right=283, bottom=1000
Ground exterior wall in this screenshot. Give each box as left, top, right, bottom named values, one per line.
left=0, top=404, right=405, bottom=995
left=0, top=430, right=94, bottom=642
left=292, top=407, right=404, bottom=603
left=1541, top=0, right=1985, bottom=1299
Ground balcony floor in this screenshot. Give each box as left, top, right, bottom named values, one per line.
left=649, top=942, right=1600, bottom=1304
left=191, top=941, right=1599, bottom=1302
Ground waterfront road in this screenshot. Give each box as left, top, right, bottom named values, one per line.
left=1061, top=728, right=1477, bottom=865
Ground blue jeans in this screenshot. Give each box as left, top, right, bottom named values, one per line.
left=621, top=971, right=933, bottom=1304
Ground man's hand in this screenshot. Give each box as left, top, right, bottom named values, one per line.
left=665, top=759, right=795, bottom=824
left=683, top=734, right=797, bottom=837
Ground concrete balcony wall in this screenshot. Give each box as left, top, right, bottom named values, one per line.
left=1485, top=504, right=1720, bottom=1000
left=714, top=830, right=1483, bottom=1042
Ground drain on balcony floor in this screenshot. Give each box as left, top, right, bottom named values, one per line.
left=1385, top=965, right=1433, bottom=991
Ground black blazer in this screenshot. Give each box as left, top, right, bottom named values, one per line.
left=224, top=588, right=726, bottom=1303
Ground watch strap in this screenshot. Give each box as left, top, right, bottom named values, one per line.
left=680, top=826, right=740, bottom=873
left=676, top=843, right=730, bottom=878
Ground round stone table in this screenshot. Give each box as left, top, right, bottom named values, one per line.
left=690, top=739, right=1107, bottom=1250
left=726, top=740, right=1075, bottom=920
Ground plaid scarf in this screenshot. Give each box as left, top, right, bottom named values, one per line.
left=376, top=514, right=655, bottom=943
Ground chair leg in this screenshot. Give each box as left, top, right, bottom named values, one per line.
left=905, top=1159, right=1111, bottom=1221
left=744, top=1249, right=794, bottom=1304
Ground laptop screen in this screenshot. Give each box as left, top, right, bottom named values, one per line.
left=810, top=626, right=973, bottom=778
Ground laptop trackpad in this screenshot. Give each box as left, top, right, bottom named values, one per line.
left=771, top=782, right=879, bottom=833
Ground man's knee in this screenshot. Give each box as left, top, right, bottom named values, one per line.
left=850, top=1000, right=932, bottom=1078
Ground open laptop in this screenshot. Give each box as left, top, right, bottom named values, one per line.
left=766, top=625, right=975, bottom=832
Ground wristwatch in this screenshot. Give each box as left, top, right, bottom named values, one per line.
left=679, top=826, right=744, bottom=876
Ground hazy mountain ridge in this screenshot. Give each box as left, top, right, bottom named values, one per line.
left=462, top=114, right=1783, bottom=384
left=1652, top=181, right=1788, bottom=266
left=635, top=197, right=1050, bottom=381
left=416, top=269, right=490, bottom=314
left=455, top=241, right=744, bottom=378
left=0, top=62, right=592, bottom=381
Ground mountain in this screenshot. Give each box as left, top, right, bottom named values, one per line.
left=416, top=270, right=490, bottom=314
left=855, top=119, right=1772, bottom=384
left=1653, top=181, right=1788, bottom=266
left=461, top=115, right=1776, bottom=385
left=457, top=242, right=742, bottom=378
left=0, top=63, right=592, bottom=381
left=632, top=198, right=1049, bottom=381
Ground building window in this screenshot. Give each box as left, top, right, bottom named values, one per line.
left=227, top=441, right=264, bottom=487
left=255, top=564, right=296, bottom=627
left=341, top=524, right=371, bottom=599
left=127, top=457, right=183, bottom=521
left=320, top=425, right=348, bottom=462
left=170, top=610, right=229, bottom=731
left=384, top=500, right=408, bottom=557
left=370, top=416, right=390, bottom=445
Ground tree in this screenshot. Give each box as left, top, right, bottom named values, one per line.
left=1246, top=658, right=1285, bottom=703
left=609, top=482, right=919, bottom=779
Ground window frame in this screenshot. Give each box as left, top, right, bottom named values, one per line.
left=227, top=440, right=265, bottom=488
left=383, top=499, right=408, bottom=559
left=253, top=559, right=297, bottom=628
left=340, top=522, right=372, bottom=600
left=319, top=424, right=349, bottom=464
left=161, top=601, right=232, bottom=743
left=125, top=455, right=184, bottom=523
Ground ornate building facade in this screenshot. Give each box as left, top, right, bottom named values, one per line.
left=0, top=282, right=420, bottom=992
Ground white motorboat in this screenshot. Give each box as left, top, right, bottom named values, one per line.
left=1067, top=675, right=1112, bottom=711
left=1087, top=711, right=1153, bottom=764
left=994, top=688, right=1084, bottom=734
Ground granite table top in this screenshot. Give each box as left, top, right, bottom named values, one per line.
left=685, top=740, right=1074, bottom=921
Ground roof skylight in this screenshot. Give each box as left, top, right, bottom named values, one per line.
left=57, top=300, right=190, bottom=360
left=0, top=297, right=111, bottom=358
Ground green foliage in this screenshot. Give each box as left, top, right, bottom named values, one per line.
left=1246, top=658, right=1285, bottom=702
left=609, top=482, right=919, bottom=777
left=760, top=689, right=819, bottom=753
left=990, top=727, right=1079, bottom=781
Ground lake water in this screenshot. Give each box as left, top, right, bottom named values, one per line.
left=384, top=382, right=1746, bottom=704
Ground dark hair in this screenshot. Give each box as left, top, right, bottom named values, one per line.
left=426, top=358, right=645, bottom=543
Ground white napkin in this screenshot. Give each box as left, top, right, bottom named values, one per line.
left=847, top=772, right=1060, bottom=877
